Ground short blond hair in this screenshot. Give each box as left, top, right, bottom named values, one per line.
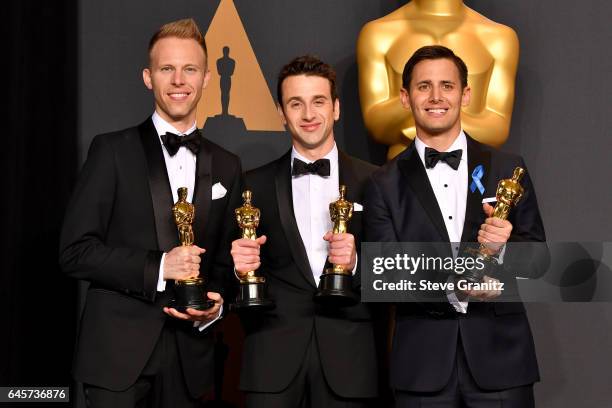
left=148, top=18, right=208, bottom=63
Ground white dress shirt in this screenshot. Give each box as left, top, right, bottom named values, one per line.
left=291, top=144, right=355, bottom=284
left=152, top=111, right=221, bottom=330
left=414, top=131, right=469, bottom=313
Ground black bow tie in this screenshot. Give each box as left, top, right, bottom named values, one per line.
left=161, top=130, right=201, bottom=156
left=424, top=147, right=463, bottom=170
left=292, top=158, right=331, bottom=177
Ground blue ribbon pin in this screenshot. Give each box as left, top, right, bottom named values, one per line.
left=470, top=164, right=485, bottom=194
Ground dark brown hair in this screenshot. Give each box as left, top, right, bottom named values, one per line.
left=277, top=55, right=338, bottom=104
left=402, top=45, right=468, bottom=89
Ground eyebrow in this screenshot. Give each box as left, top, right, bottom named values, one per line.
left=415, top=80, right=456, bottom=86
left=286, top=95, right=329, bottom=103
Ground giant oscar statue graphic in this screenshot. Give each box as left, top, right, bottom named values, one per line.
left=172, top=187, right=215, bottom=312
left=357, top=0, right=519, bottom=159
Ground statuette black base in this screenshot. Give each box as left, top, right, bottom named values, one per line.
left=231, top=282, right=275, bottom=311
left=172, top=282, right=215, bottom=313
left=314, top=273, right=358, bottom=307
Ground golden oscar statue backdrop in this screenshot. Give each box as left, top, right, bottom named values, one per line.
left=357, top=0, right=519, bottom=159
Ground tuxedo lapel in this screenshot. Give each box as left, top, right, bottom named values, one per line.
left=275, top=152, right=317, bottom=288
left=338, top=150, right=358, bottom=202
left=460, top=136, right=491, bottom=243
left=398, top=144, right=450, bottom=242
left=139, top=118, right=178, bottom=252
left=192, top=133, right=212, bottom=246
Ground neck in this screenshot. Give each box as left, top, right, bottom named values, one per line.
left=293, top=137, right=335, bottom=162
left=413, top=0, right=464, bottom=16
left=156, top=109, right=196, bottom=134
left=416, top=127, right=461, bottom=152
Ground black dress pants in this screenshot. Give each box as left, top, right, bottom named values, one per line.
left=84, top=325, right=202, bottom=408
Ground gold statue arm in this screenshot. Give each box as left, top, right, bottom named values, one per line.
left=357, top=22, right=414, bottom=158
left=461, top=25, right=519, bottom=147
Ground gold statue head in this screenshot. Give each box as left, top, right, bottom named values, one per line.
left=242, top=190, right=252, bottom=204
left=177, top=187, right=188, bottom=201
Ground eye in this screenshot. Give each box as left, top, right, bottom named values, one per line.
left=417, top=83, right=430, bottom=91
left=160, top=66, right=173, bottom=72
left=185, top=66, right=198, bottom=73
left=289, top=101, right=302, bottom=109
left=313, top=99, right=325, bottom=106
left=443, top=83, right=454, bottom=90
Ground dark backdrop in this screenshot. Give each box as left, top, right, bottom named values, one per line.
left=4, top=0, right=78, bottom=404
left=5, top=1, right=612, bottom=407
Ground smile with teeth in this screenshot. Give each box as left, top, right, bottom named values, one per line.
left=425, top=108, right=448, bottom=114
left=168, top=92, right=190, bottom=100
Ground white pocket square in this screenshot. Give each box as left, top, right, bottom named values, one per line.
left=212, top=182, right=227, bottom=200
left=354, top=202, right=363, bottom=212
left=481, top=197, right=496, bottom=204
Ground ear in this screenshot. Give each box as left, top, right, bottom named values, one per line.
left=143, top=68, right=153, bottom=90
left=333, top=98, right=340, bottom=121
left=461, top=85, right=471, bottom=107
left=399, top=88, right=411, bottom=110
left=202, top=68, right=211, bottom=90
left=277, top=103, right=287, bottom=126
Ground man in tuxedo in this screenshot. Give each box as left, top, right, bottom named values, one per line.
left=229, top=56, right=378, bottom=407
left=363, top=45, right=546, bottom=407
left=59, top=18, right=242, bottom=407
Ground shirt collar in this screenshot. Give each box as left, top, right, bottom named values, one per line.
left=152, top=111, right=197, bottom=139
left=414, top=130, right=467, bottom=166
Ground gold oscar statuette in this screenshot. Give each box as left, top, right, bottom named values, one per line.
left=171, top=187, right=214, bottom=312
left=462, top=167, right=525, bottom=283
left=230, top=190, right=274, bottom=311
left=314, top=185, right=359, bottom=307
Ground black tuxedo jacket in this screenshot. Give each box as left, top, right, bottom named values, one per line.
left=363, top=136, right=546, bottom=392
left=236, top=150, right=379, bottom=398
left=59, top=118, right=242, bottom=396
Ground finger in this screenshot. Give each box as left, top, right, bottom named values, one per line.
left=192, top=245, right=206, bottom=254
left=482, top=203, right=494, bottom=217
left=485, top=217, right=508, bottom=228
left=165, top=307, right=191, bottom=320
left=236, top=238, right=262, bottom=248
left=323, top=231, right=333, bottom=241
left=256, top=235, right=267, bottom=245
left=207, top=292, right=223, bottom=304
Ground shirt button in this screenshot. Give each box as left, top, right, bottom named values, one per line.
left=444, top=184, right=448, bottom=188
left=448, top=216, right=453, bottom=220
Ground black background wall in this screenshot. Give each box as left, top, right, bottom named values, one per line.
left=5, top=1, right=612, bottom=407
left=4, top=0, right=78, bottom=399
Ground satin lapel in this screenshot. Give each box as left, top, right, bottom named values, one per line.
left=275, top=152, right=317, bottom=288
left=192, top=133, right=212, bottom=246
left=338, top=150, right=358, bottom=202
left=398, top=144, right=450, bottom=242
left=139, top=118, right=178, bottom=252
left=460, top=136, right=491, bottom=242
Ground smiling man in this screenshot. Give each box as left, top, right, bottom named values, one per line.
left=229, top=55, right=378, bottom=407
left=363, top=45, right=546, bottom=408
left=60, top=18, right=242, bottom=408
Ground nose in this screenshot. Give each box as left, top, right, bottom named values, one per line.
left=303, top=104, right=315, bottom=121
left=430, top=86, right=442, bottom=103
left=172, top=69, right=185, bottom=86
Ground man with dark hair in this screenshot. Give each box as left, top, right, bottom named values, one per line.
left=60, top=18, right=242, bottom=407
left=364, top=45, right=546, bottom=407
left=230, top=55, right=378, bottom=407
